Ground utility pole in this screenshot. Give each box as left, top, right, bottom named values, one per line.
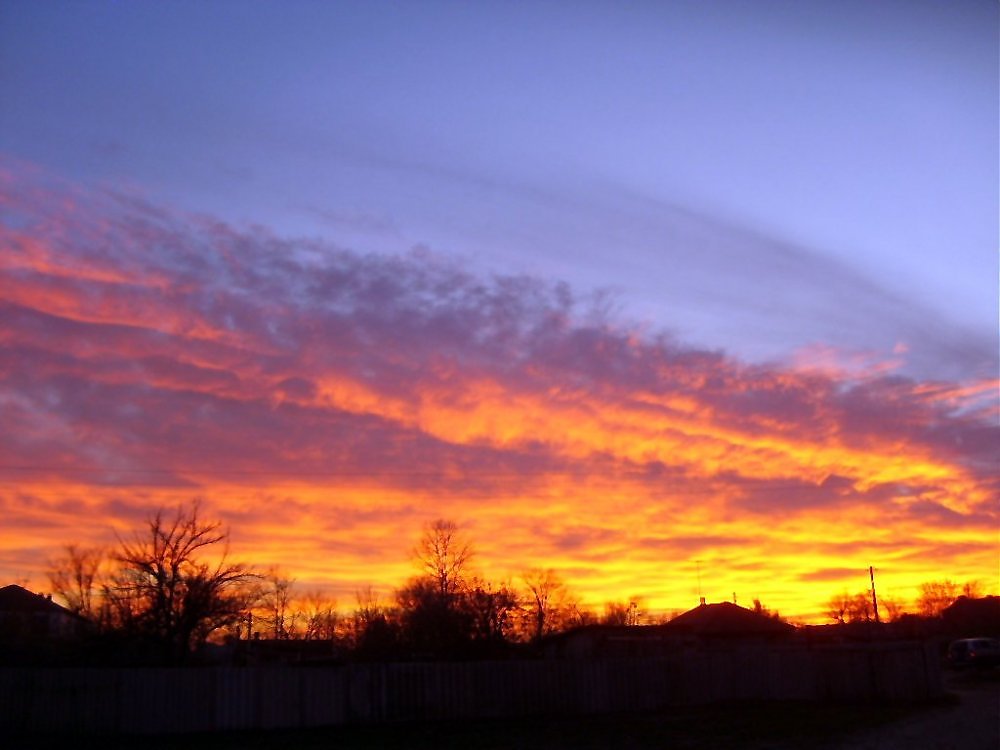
left=696, top=560, right=704, bottom=605
left=869, top=565, right=880, bottom=623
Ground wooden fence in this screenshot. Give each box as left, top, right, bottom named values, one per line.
left=0, top=642, right=942, bottom=735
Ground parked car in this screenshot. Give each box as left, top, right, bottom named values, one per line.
left=946, top=637, right=1000, bottom=669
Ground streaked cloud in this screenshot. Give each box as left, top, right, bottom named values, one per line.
left=1, top=161, right=996, bottom=619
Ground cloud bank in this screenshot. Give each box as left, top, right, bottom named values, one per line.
left=1, top=161, right=996, bottom=617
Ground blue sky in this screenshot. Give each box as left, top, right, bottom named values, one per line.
left=1, top=1, right=998, bottom=612
left=2, top=0, right=996, bottom=378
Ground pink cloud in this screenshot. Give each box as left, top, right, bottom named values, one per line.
left=1, top=160, right=996, bottom=614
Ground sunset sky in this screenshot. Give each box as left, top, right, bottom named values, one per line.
left=1, top=1, right=997, bottom=622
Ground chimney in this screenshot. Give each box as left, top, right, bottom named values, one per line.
left=699, top=597, right=706, bottom=607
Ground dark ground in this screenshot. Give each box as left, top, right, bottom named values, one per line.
left=821, top=668, right=999, bottom=750
left=19, top=670, right=999, bottom=750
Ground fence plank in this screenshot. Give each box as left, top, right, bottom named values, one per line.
left=0, top=643, right=942, bottom=735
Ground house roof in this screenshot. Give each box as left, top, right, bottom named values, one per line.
left=662, top=601, right=795, bottom=636
left=941, top=595, right=1000, bottom=630
left=0, top=584, right=75, bottom=616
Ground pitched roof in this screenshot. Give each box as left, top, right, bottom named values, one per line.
left=662, top=601, right=794, bottom=636
left=941, top=595, right=1000, bottom=631
left=0, top=584, right=75, bottom=616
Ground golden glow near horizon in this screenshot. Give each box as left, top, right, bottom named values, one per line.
left=1, top=166, right=997, bottom=624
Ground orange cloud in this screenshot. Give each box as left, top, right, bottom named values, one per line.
left=1, top=162, right=996, bottom=622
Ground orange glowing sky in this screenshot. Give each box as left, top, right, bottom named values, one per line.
left=1, top=162, right=997, bottom=623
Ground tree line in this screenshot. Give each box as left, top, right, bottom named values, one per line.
left=823, top=579, right=987, bottom=625
left=43, top=501, right=987, bottom=664
left=44, top=503, right=651, bottom=663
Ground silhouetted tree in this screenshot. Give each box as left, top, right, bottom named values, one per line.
left=298, top=590, right=339, bottom=640
left=879, top=595, right=906, bottom=622
left=393, top=518, right=487, bottom=657
left=826, top=591, right=849, bottom=624
left=47, top=544, right=107, bottom=624
left=916, top=579, right=961, bottom=618
left=825, top=590, right=874, bottom=624
left=351, top=586, right=399, bottom=658
left=413, top=518, right=473, bottom=599
left=397, top=575, right=476, bottom=657
left=846, top=591, right=873, bottom=622
left=521, top=568, right=577, bottom=641
left=961, top=580, right=985, bottom=598
left=259, top=567, right=296, bottom=639
left=751, top=598, right=786, bottom=622
left=353, top=585, right=388, bottom=635
left=569, top=606, right=598, bottom=628
left=601, top=598, right=644, bottom=626
left=108, top=500, right=256, bottom=662
left=464, top=578, right=520, bottom=643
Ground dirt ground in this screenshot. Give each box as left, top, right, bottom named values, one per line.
left=822, top=670, right=999, bottom=750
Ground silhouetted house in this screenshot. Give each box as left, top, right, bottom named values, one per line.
left=544, top=602, right=796, bottom=658
left=941, top=595, right=1000, bottom=637
left=0, top=584, right=84, bottom=639
left=660, top=601, right=794, bottom=645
